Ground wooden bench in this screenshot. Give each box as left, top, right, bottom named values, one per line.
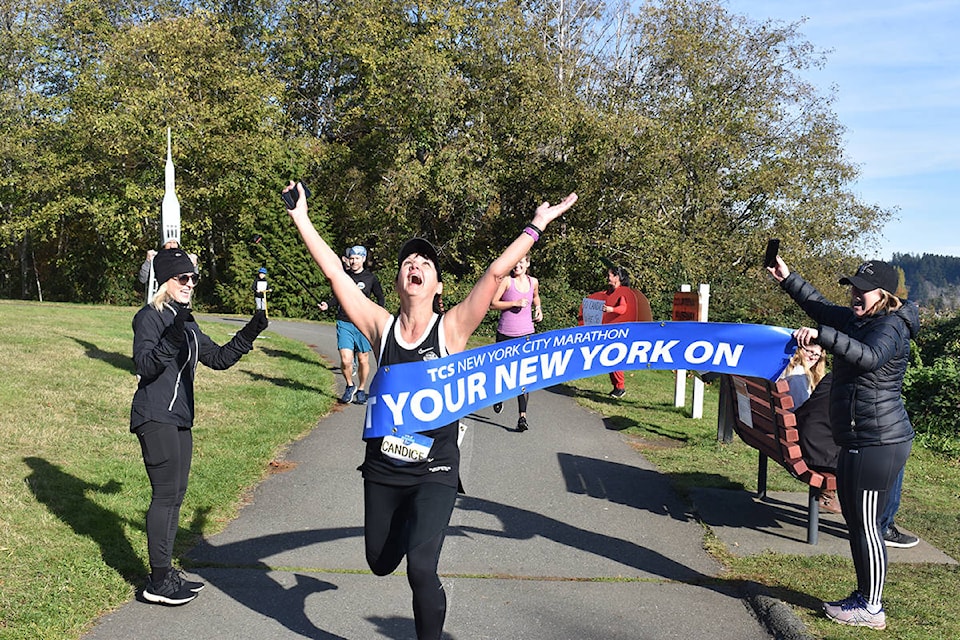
left=717, top=374, right=837, bottom=544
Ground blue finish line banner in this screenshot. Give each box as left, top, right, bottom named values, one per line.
left=364, top=322, right=795, bottom=439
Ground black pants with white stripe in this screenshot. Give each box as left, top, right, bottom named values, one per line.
left=836, top=440, right=912, bottom=608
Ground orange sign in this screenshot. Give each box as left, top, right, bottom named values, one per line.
left=672, top=292, right=699, bottom=321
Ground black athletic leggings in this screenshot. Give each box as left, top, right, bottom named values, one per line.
left=836, top=440, right=912, bottom=608
left=364, top=480, right=458, bottom=640
left=136, top=421, right=192, bottom=571
left=495, top=331, right=530, bottom=413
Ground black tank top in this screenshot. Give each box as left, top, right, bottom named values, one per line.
left=360, top=313, right=460, bottom=488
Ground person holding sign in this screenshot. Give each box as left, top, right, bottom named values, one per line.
left=283, top=181, right=578, bottom=640
left=579, top=264, right=651, bottom=398
left=768, top=255, right=919, bottom=630
left=253, top=267, right=270, bottom=312
left=489, top=254, right=541, bottom=432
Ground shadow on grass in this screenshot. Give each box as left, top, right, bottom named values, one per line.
left=23, top=457, right=146, bottom=582
left=258, top=346, right=325, bottom=367
left=240, top=369, right=328, bottom=394
left=70, top=337, right=135, bottom=375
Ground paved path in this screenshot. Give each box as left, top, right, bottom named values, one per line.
left=83, top=317, right=824, bottom=639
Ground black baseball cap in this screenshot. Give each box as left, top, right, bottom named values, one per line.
left=397, top=238, right=442, bottom=282
left=839, top=260, right=898, bottom=294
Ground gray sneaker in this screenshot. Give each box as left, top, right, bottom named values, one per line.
left=823, top=592, right=886, bottom=629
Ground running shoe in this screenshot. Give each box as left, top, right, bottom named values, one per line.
left=609, top=388, right=626, bottom=399
left=493, top=402, right=503, bottom=414
left=340, top=385, right=357, bottom=404
left=516, top=416, right=528, bottom=432
left=143, top=572, right=198, bottom=606
left=172, top=568, right=205, bottom=593
left=822, top=592, right=886, bottom=630
left=353, top=390, right=368, bottom=405
left=883, top=524, right=919, bottom=548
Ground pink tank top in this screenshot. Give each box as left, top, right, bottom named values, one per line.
left=497, top=277, right=535, bottom=337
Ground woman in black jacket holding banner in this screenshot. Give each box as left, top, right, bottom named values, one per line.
left=131, top=248, right=268, bottom=606
left=283, top=181, right=577, bottom=640
left=768, top=256, right=919, bottom=630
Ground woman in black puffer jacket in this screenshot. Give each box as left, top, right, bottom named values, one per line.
left=768, top=257, right=919, bottom=631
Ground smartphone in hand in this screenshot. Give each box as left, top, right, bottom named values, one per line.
left=764, top=238, right=780, bottom=268
left=281, top=181, right=311, bottom=209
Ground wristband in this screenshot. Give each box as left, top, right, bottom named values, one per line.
left=523, top=226, right=540, bottom=242
left=527, top=223, right=543, bottom=235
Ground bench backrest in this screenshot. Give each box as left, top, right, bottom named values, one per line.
left=726, top=374, right=811, bottom=481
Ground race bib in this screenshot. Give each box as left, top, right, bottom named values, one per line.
left=381, top=433, right=434, bottom=464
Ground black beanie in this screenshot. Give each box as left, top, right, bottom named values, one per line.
left=153, top=249, right=195, bottom=284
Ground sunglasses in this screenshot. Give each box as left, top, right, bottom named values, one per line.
left=173, top=273, right=200, bottom=286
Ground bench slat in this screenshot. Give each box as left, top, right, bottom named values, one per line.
left=724, top=373, right=838, bottom=545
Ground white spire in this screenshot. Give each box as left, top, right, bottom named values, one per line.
left=161, top=127, right=181, bottom=245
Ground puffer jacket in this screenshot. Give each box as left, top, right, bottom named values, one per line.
left=130, top=301, right=254, bottom=431
left=781, top=272, right=920, bottom=448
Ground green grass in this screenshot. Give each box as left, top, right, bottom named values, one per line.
left=0, top=300, right=334, bottom=640
left=2, top=301, right=958, bottom=640
left=567, top=371, right=960, bottom=640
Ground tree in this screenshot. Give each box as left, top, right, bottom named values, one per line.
left=543, top=0, right=891, bottom=321
left=7, top=6, right=298, bottom=306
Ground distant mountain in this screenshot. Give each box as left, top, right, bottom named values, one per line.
left=891, top=253, right=960, bottom=311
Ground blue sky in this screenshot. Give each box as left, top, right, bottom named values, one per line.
left=724, top=1, right=960, bottom=259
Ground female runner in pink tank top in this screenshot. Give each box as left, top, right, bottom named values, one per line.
left=489, top=254, right=541, bottom=431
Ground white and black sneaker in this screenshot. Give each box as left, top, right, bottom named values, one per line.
left=172, top=568, right=205, bottom=592
left=143, top=571, right=199, bottom=606
left=883, top=525, right=919, bottom=548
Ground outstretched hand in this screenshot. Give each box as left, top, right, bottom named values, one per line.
left=532, top=192, right=578, bottom=230
left=239, top=310, right=269, bottom=343
left=766, top=255, right=790, bottom=282
left=282, top=181, right=309, bottom=217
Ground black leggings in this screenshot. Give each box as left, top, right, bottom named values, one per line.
left=837, top=440, right=912, bottom=608
left=135, top=421, right=192, bottom=570
left=364, top=480, right=458, bottom=640
left=495, top=331, right=530, bottom=413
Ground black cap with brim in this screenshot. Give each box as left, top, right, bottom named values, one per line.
left=839, top=260, right=898, bottom=295
left=398, top=238, right=442, bottom=282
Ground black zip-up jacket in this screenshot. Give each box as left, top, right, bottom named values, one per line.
left=781, top=272, right=920, bottom=448
left=130, top=301, right=253, bottom=431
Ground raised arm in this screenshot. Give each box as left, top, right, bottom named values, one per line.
left=444, top=192, right=578, bottom=351
left=283, top=182, right=391, bottom=345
